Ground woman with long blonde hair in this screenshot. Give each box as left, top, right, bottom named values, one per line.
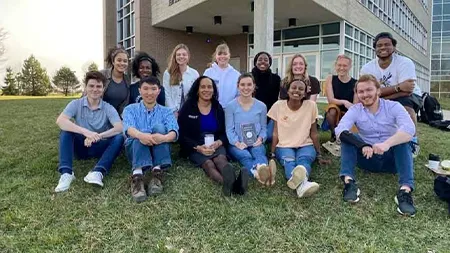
left=203, top=43, right=240, bottom=108
left=280, top=54, right=321, bottom=102
left=163, top=44, right=199, bottom=117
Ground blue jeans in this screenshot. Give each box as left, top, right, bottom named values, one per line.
left=275, top=145, right=316, bottom=179
left=125, top=124, right=172, bottom=172
left=266, top=119, right=274, bottom=143
left=339, top=134, right=414, bottom=189
left=58, top=131, right=124, bottom=175
left=228, top=145, right=268, bottom=177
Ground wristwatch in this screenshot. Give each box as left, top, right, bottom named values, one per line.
left=394, top=85, right=401, bottom=93
left=269, top=152, right=276, bottom=158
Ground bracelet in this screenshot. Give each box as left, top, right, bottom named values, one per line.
left=394, top=86, right=400, bottom=93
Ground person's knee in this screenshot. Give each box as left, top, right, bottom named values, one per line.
left=152, top=124, right=167, bottom=134
left=327, top=108, right=338, bottom=117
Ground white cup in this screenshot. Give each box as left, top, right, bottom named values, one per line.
left=428, top=160, right=440, bottom=170
left=204, top=134, right=214, bottom=147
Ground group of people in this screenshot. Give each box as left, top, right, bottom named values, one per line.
left=54, top=32, right=421, bottom=216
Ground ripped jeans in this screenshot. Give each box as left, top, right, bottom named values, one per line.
left=275, top=145, right=316, bottom=179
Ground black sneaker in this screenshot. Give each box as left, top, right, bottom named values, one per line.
left=395, top=189, right=416, bottom=217
left=233, top=169, right=249, bottom=195
left=343, top=180, right=360, bottom=203
left=222, top=164, right=236, bottom=196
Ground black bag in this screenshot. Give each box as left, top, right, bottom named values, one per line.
left=434, top=176, right=450, bottom=215
left=429, top=120, right=450, bottom=131
left=419, top=92, right=443, bottom=124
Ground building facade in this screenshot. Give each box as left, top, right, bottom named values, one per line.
left=431, top=0, right=450, bottom=98
left=104, top=0, right=432, bottom=93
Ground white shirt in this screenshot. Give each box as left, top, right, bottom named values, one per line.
left=204, top=62, right=240, bottom=108
left=360, top=53, right=422, bottom=96
left=163, top=66, right=200, bottom=112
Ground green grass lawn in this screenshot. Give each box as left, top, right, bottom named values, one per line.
left=1, top=98, right=450, bottom=252
left=438, top=97, right=450, bottom=111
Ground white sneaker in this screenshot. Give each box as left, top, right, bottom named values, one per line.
left=55, top=173, right=75, bottom=192
left=286, top=165, right=307, bottom=190
left=84, top=171, right=104, bottom=187
left=296, top=179, right=320, bottom=198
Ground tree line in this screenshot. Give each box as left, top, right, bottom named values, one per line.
left=2, top=55, right=99, bottom=96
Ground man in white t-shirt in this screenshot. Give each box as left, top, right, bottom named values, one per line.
left=360, top=32, right=421, bottom=156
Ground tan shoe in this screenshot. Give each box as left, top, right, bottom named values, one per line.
left=268, top=159, right=277, bottom=186
left=255, top=164, right=270, bottom=186
left=286, top=165, right=307, bottom=190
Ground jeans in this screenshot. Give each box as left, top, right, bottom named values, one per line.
left=125, top=124, right=172, bottom=172
left=58, top=131, right=124, bottom=175
left=266, top=119, right=274, bottom=143
left=228, top=145, right=268, bottom=177
left=275, top=145, right=316, bottom=179
left=339, top=134, right=414, bottom=189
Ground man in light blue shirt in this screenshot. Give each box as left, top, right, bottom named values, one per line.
left=335, top=74, right=416, bottom=216
left=122, top=76, right=178, bottom=203
left=54, top=71, right=124, bottom=193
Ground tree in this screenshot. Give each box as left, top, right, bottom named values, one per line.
left=20, top=55, right=51, bottom=96
left=15, top=72, right=23, bottom=95
left=53, top=66, right=80, bottom=96
left=2, top=67, right=18, bottom=95
left=0, top=28, right=6, bottom=59
left=87, top=62, right=99, bottom=72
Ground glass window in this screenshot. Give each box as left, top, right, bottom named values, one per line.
left=274, top=30, right=281, bottom=41
left=433, top=21, right=442, bottom=31
left=283, top=25, right=319, bottom=40
left=432, top=60, right=441, bottom=70
left=322, top=23, right=340, bottom=35
left=354, top=41, right=360, bottom=53
left=283, top=38, right=319, bottom=53
left=444, top=4, right=450, bottom=14
left=431, top=81, right=440, bottom=92
left=432, top=42, right=441, bottom=54
left=321, top=50, right=339, bottom=79
left=274, top=42, right=281, bottom=54
left=248, top=34, right=254, bottom=44
left=360, top=32, right=366, bottom=44
left=322, top=36, right=340, bottom=50
left=345, top=23, right=353, bottom=36
left=345, top=37, right=353, bottom=50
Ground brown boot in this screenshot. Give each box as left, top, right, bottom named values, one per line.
left=147, top=167, right=164, bottom=196
left=131, top=174, right=147, bottom=203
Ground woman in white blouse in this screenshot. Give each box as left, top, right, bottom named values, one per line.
left=163, top=44, right=200, bottom=117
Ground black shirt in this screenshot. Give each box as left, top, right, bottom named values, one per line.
left=331, top=75, right=356, bottom=112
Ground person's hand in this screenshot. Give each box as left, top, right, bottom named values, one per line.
left=372, top=142, right=390, bottom=155
left=195, top=145, right=215, bottom=156
left=138, top=132, right=156, bottom=146
left=398, top=79, right=415, bottom=93
left=316, top=154, right=331, bottom=165
left=253, top=137, right=263, bottom=147
left=84, top=137, right=94, bottom=147
left=362, top=146, right=373, bottom=159
left=343, top=101, right=353, bottom=109
left=210, top=140, right=222, bottom=150
left=82, top=129, right=101, bottom=142
left=235, top=142, right=247, bottom=150
left=151, top=133, right=167, bottom=145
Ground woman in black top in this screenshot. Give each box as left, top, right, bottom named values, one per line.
left=178, top=76, right=248, bottom=196
left=100, top=47, right=131, bottom=115
left=252, top=51, right=281, bottom=142
left=324, top=55, right=357, bottom=141
left=280, top=53, right=321, bottom=102
left=129, top=51, right=165, bottom=105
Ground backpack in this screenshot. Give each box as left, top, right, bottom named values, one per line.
left=429, top=120, right=450, bottom=131
left=419, top=92, right=443, bottom=124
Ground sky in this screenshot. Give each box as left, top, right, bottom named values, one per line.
left=0, top=0, right=103, bottom=86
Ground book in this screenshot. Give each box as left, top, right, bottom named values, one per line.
left=241, top=123, right=257, bottom=146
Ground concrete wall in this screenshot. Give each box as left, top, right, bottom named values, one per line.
left=135, top=0, right=247, bottom=75
left=313, top=0, right=431, bottom=67
left=151, top=0, right=210, bottom=26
